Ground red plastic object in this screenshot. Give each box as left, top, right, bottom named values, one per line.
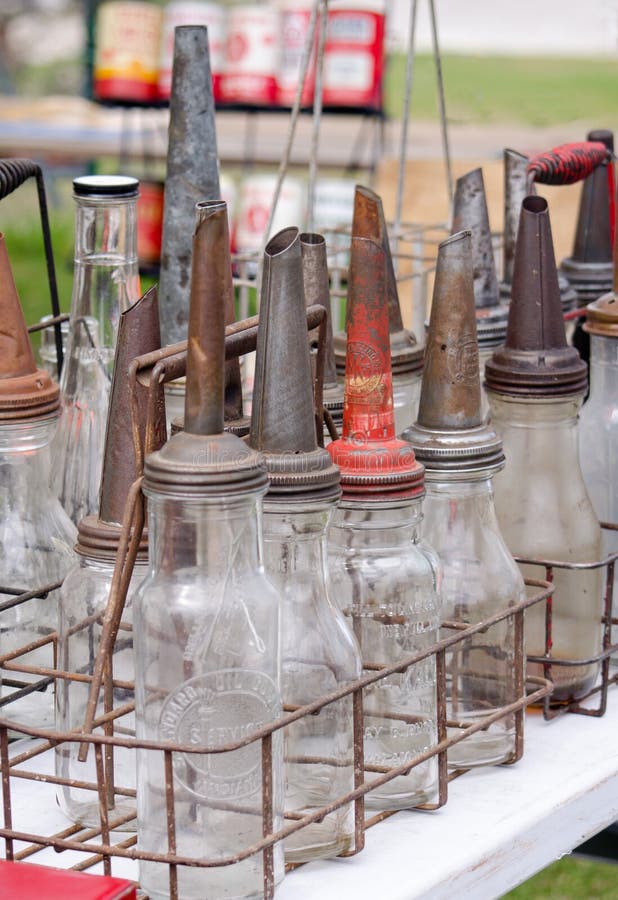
left=0, top=861, right=136, bottom=899
left=527, top=141, right=611, bottom=186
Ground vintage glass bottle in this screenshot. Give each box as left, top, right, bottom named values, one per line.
left=487, top=195, right=602, bottom=702
left=328, top=234, right=440, bottom=809
left=0, top=235, right=76, bottom=729
left=403, top=230, right=524, bottom=769
left=55, top=287, right=165, bottom=827
left=52, top=175, right=140, bottom=524
left=579, top=293, right=618, bottom=656
left=250, top=227, right=360, bottom=861
left=133, top=200, right=284, bottom=899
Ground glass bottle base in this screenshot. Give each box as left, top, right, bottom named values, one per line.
left=527, top=660, right=600, bottom=705
left=446, top=727, right=515, bottom=769
left=284, top=829, right=353, bottom=864
left=364, top=782, right=436, bottom=812
left=57, top=796, right=137, bottom=832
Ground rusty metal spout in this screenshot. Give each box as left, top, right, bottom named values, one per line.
left=451, top=168, right=500, bottom=310
left=486, top=196, right=587, bottom=398
left=300, top=232, right=338, bottom=388
left=0, top=233, right=59, bottom=420
left=184, top=200, right=228, bottom=436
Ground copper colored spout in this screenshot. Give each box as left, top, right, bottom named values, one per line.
left=184, top=200, right=228, bottom=436
left=99, top=285, right=165, bottom=527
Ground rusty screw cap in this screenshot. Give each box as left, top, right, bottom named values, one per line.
left=144, top=201, right=267, bottom=499
left=560, top=128, right=615, bottom=304
left=333, top=185, right=424, bottom=377
left=327, top=236, right=425, bottom=501
left=76, top=286, right=166, bottom=560
left=486, top=196, right=588, bottom=398
left=0, top=234, right=59, bottom=421
left=249, top=228, right=340, bottom=503
left=452, top=167, right=509, bottom=347
left=402, top=231, right=504, bottom=475
left=584, top=294, right=618, bottom=338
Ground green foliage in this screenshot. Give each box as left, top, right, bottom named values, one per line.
left=504, top=856, right=618, bottom=898
left=385, top=53, right=618, bottom=127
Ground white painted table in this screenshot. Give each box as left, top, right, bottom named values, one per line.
left=3, top=689, right=618, bottom=898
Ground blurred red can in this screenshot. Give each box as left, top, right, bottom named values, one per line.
left=137, top=180, right=164, bottom=267
left=158, top=2, right=227, bottom=102
left=94, top=1, right=163, bottom=104
left=322, top=2, right=385, bottom=110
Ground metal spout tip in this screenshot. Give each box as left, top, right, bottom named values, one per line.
left=159, top=25, right=221, bottom=346
left=451, top=167, right=500, bottom=309
left=251, top=227, right=315, bottom=455
left=416, top=230, right=482, bottom=431
left=0, top=233, right=37, bottom=379
left=503, top=149, right=535, bottom=289
left=486, top=196, right=588, bottom=397
left=98, top=285, right=165, bottom=528
left=0, top=233, right=59, bottom=419
left=300, top=232, right=339, bottom=387
left=569, top=128, right=614, bottom=266
left=184, top=200, right=232, bottom=436
left=250, top=228, right=340, bottom=499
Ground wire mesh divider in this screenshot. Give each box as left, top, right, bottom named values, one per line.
left=1, top=578, right=554, bottom=899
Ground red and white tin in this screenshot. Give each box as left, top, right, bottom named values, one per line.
left=277, top=2, right=315, bottom=108
left=158, top=2, right=227, bottom=102
left=219, top=5, right=280, bottom=106
left=94, top=1, right=163, bottom=104
left=322, top=1, right=386, bottom=110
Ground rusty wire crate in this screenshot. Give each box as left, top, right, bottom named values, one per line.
left=0, top=576, right=554, bottom=899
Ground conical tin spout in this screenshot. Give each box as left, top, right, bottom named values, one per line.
left=451, top=168, right=500, bottom=310
left=486, top=195, right=588, bottom=397
left=158, top=25, right=221, bottom=346
left=250, top=228, right=340, bottom=501
left=0, top=233, right=59, bottom=420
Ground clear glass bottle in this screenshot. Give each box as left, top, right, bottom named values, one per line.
left=490, top=394, right=603, bottom=699
left=403, top=228, right=523, bottom=769
left=56, top=555, right=144, bottom=827
left=421, top=475, right=523, bottom=766
left=134, top=490, right=283, bottom=900
left=327, top=232, right=440, bottom=808
left=486, top=194, right=602, bottom=703
left=263, top=502, right=359, bottom=860
left=393, top=370, right=422, bottom=436
left=579, top=300, right=618, bottom=658
left=252, top=226, right=359, bottom=862
left=0, top=417, right=76, bottom=728
left=328, top=499, right=440, bottom=807
left=133, top=199, right=283, bottom=899
left=52, top=175, right=140, bottom=524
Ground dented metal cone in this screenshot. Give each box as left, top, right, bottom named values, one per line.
left=158, top=26, right=221, bottom=347
left=452, top=168, right=509, bottom=351
left=560, top=128, right=615, bottom=306
left=327, top=236, right=425, bottom=500
left=333, top=185, right=424, bottom=379
left=0, top=233, right=59, bottom=421
left=501, top=149, right=577, bottom=312
left=486, top=196, right=588, bottom=398
left=144, top=201, right=267, bottom=499
left=76, top=286, right=166, bottom=559
left=402, top=231, right=504, bottom=473
left=249, top=228, right=340, bottom=501
left=300, top=232, right=344, bottom=432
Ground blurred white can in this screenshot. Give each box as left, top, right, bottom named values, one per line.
left=158, top=2, right=227, bottom=101
left=219, top=5, right=280, bottom=105
left=235, top=173, right=305, bottom=254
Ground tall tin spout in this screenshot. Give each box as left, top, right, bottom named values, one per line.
left=184, top=200, right=228, bottom=436
left=158, top=25, right=221, bottom=347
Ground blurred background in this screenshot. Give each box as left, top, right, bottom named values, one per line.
left=0, top=4, right=616, bottom=892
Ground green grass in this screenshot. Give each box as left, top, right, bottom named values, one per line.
left=385, top=53, right=618, bottom=127
left=505, top=855, right=618, bottom=899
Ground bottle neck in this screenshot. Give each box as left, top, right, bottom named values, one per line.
left=262, top=501, right=332, bottom=576
left=329, top=497, right=424, bottom=548
left=0, top=416, right=59, bottom=509
left=63, top=195, right=139, bottom=384
left=145, top=492, right=264, bottom=577
left=589, top=334, right=618, bottom=398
